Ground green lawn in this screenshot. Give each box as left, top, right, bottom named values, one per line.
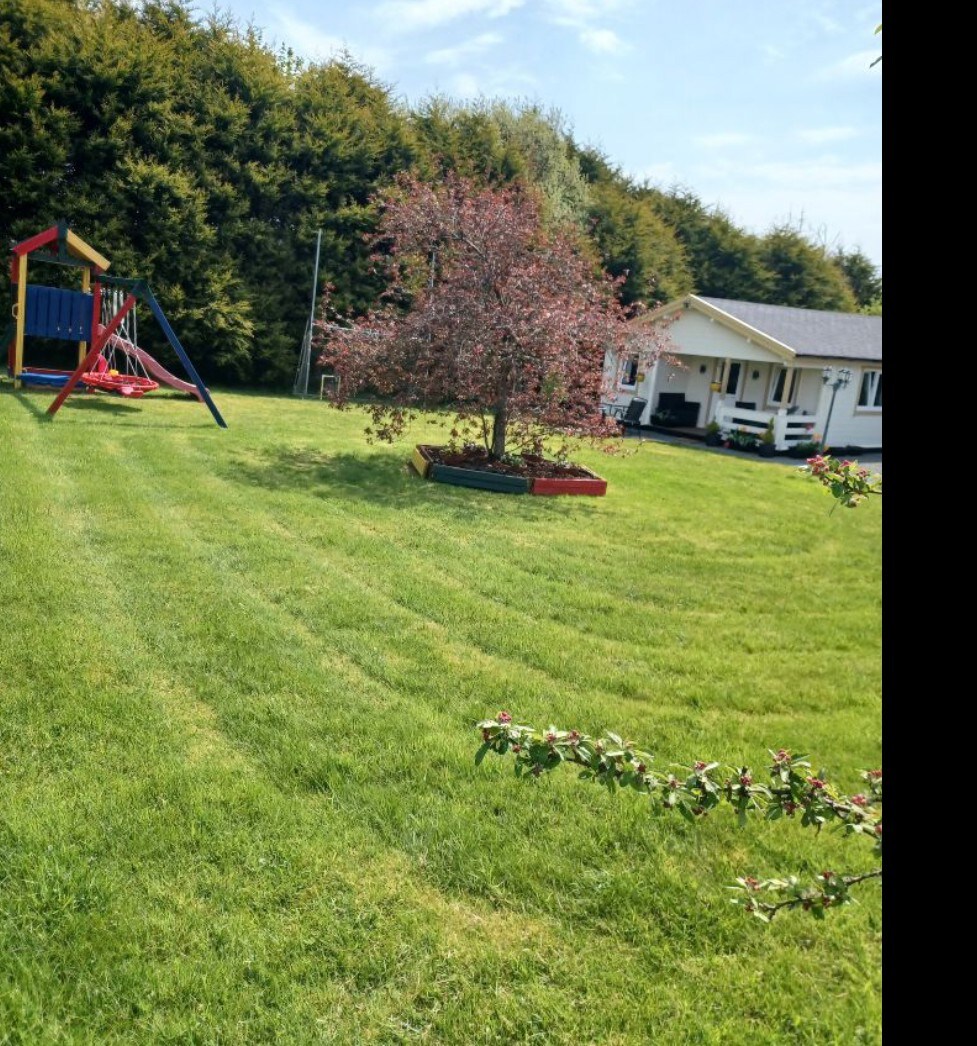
left=0, top=386, right=882, bottom=1045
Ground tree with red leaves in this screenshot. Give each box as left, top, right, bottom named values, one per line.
left=315, top=173, right=672, bottom=461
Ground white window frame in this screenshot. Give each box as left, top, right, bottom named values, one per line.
left=857, top=369, right=882, bottom=412
left=723, top=360, right=742, bottom=398
left=619, top=353, right=640, bottom=389
left=767, top=366, right=799, bottom=408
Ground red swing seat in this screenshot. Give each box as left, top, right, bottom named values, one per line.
left=81, top=355, right=159, bottom=397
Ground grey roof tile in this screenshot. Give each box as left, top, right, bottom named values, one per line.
left=697, top=297, right=882, bottom=361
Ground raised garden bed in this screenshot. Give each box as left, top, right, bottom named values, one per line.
left=410, top=445, right=607, bottom=496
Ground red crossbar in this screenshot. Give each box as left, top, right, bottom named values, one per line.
left=47, top=294, right=136, bottom=417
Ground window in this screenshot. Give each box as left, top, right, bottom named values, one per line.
left=724, top=361, right=741, bottom=396
left=857, top=369, right=882, bottom=410
left=768, top=366, right=798, bottom=406
left=619, top=353, right=639, bottom=388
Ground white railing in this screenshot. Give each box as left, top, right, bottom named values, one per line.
left=715, top=402, right=819, bottom=451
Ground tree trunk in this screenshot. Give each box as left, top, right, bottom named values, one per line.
left=491, top=404, right=507, bottom=459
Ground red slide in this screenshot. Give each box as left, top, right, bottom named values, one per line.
left=106, top=334, right=204, bottom=401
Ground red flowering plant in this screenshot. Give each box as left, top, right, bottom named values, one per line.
left=314, top=172, right=674, bottom=462
left=476, top=715, right=881, bottom=922
left=802, top=455, right=882, bottom=509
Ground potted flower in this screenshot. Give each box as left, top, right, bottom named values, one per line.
left=757, top=420, right=777, bottom=457
left=788, top=435, right=825, bottom=459
left=704, top=419, right=724, bottom=447
left=728, top=427, right=758, bottom=452
left=650, top=408, right=677, bottom=428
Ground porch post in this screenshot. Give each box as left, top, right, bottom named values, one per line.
left=643, top=358, right=663, bottom=420
left=773, top=409, right=788, bottom=451
left=707, top=358, right=727, bottom=423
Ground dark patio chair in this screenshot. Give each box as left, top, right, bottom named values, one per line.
left=618, top=397, right=647, bottom=434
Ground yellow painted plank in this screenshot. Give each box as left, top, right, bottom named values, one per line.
left=79, top=267, right=90, bottom=363
left=410, top=446, right=431, bottom=478
left=65, top=229, right=111, bottom=271
left=13, top=254, right=27, bottom=388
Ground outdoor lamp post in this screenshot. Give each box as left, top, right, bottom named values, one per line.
left=821, top=366, right=852, bottom=450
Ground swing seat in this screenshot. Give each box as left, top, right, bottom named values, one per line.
left=81, top=371, right=159, bottom=397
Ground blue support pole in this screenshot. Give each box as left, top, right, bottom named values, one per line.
left=140, top=283, right=227, bottom=429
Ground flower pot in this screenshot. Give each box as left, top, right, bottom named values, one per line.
left=757, top=443, right=777, bottom=457
left=788, top=444, right=820, bottom=459
left=709, top=381, right=722, bottom=392
left=704, top=432, right=723, bottom=447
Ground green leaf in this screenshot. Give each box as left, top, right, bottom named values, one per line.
left=474, top=743, right=491, bottom=766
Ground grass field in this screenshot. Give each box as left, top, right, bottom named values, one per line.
left=0, top=386, right=882, bottom=1044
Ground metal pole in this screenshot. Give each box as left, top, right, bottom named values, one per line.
left=820, top=368, right=850, bottom=451
left=822, top=386, right=839, bottom=449
left=308, top=228, right=323, bottom=338
left=293, top=229, right=322, bottom=398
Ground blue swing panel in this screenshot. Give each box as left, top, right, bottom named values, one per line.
left=23, top=285, right=93, bottom=342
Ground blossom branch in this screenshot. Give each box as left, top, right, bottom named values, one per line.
left=475, top=714, right=881, bottom=919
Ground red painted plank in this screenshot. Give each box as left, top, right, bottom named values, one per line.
left=531, top=476, right=607, bottom=496
left=12, top=225, right=59, bottom=257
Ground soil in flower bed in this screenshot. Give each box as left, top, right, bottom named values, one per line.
left=429, top=446, right=596, bottom=480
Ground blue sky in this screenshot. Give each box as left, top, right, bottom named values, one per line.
left=204, top=0, right=882, bottom=270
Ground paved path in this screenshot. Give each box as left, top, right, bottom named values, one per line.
left=628, top=430, right=882, bottom=473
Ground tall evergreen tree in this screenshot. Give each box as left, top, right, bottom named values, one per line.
left=760, top=225, right=858, bottom=311
left=833, top=248, right=882, bottom=311
left=645, top=189, right=776, bottom=303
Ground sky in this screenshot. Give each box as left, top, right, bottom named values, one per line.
left=202, top=0, right=882, bottom=271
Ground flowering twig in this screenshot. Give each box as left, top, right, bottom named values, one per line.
left=476, top=714, right=881, bottom=920
left=802, top=455, right=882, bottom=509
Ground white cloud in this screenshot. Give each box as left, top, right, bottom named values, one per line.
left=751, top=159, right=881, bottom=188
left=628, top=151, right=881, bottom=267
left=544, top=0, right=630, bottom=24
left=542, top=0, right=633, bottom=54
left=465, top=64, right=540, bottom=97
left=271, top=11, right=392, bottom=71
left=452, top=73, right=482, bottom=98
left=377, top=0, right=524, bottom=30
left=579, top=27, right=626, bottom=53
left=693, top=132, right=754, bottom=150
left=795, top=126, right=858, bottom=145
left=425, top=32, right=504, bottom=65
left=811, top=11, right=844, bottom=33
left=632, top=161, right=683, bottom=187
left=816, top=49, right=881, bottom=80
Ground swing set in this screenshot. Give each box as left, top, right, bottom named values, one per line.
left=4, top=221, right=226, bottom=427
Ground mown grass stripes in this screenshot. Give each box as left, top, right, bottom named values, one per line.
left=0, top=388, right=881, bottom=1044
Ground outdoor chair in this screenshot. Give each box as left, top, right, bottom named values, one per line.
left=617, top=397, right=647, bottom=434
